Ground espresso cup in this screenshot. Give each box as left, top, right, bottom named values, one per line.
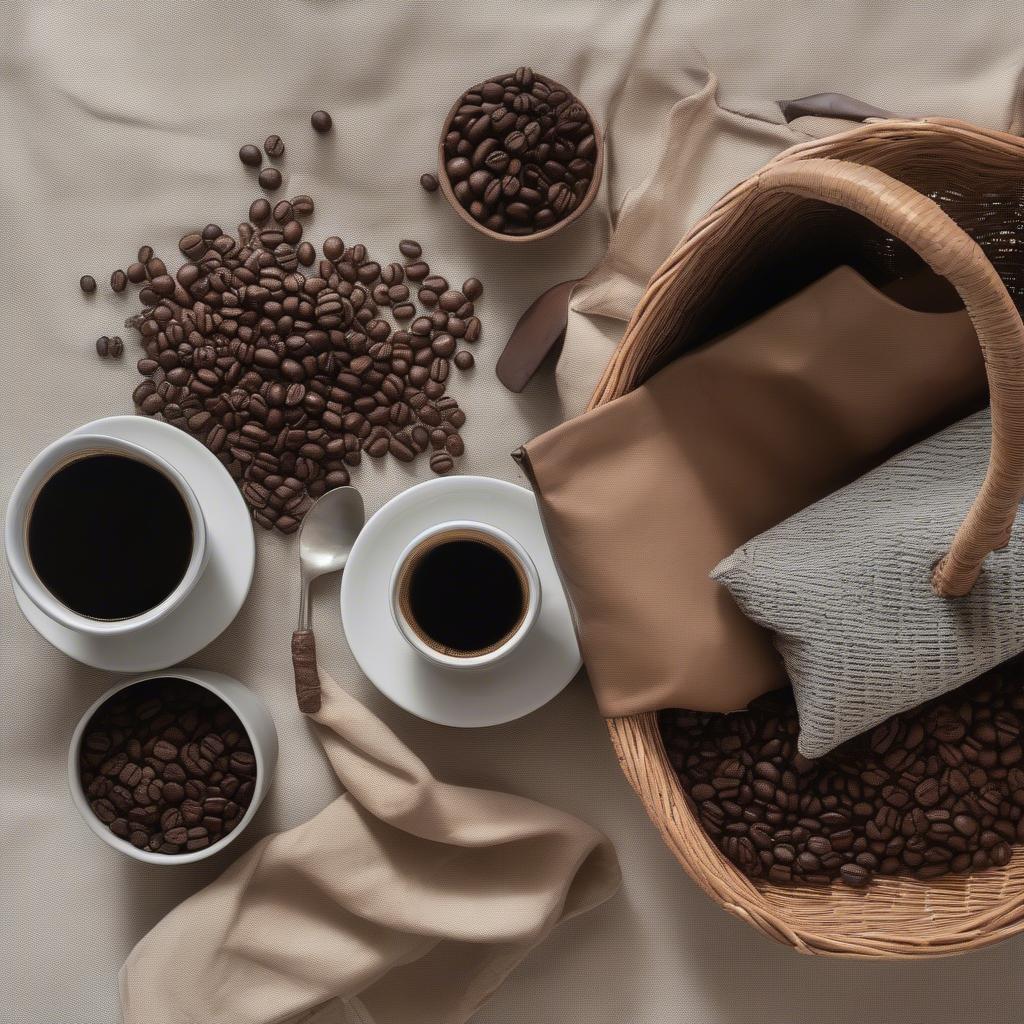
left=5, top=432, right=208, bottom=637
left=390, top=521, right=541, bottom=670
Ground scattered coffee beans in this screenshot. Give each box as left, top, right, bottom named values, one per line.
left=95, top=335, right=123, bottom=358
left=79, top=677, right=257, bottom=856
left=310, top=110, right=333, bottom=133
left=438, top=68, right=597, bottom=237
left=239, top=144, right=262, bottom=167
left=80, top=274, right=97, bottom=294
left=662, top=656, right=1024, bottom=888
left=264, top=134, right=285, bottom=158
left=258, top=167, right=283, bottom=191
left=419, top=173, right=439, bottom=193
left=117, top=193, right=481, bottom=532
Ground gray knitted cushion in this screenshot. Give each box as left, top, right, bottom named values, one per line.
left=712, top=409, right=1024, bottom=758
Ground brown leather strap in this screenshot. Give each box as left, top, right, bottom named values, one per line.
left=778, top=93, right=896, bottom=124
left=292, top=629, right=322, bottom=714
left=496, top=279, right=580, bottom=392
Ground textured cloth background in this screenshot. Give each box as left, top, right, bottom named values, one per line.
left=715, top=410, right=1024, bottom=757
left=3, top=3, right=1024, bottom=1023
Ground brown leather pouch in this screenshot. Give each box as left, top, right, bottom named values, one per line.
left=519, top=266, right=985, bottom=717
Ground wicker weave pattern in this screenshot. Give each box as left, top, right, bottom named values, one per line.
left=598, top=120, right=1024, bottom=958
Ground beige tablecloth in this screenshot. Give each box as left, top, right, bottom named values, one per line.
left=3, top=3, right=1024, bottom=1023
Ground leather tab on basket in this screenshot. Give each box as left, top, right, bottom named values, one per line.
left=496, top=279, right=579, bottom=392
left=292, top=629, right=322, bottom=714
left=778, top=93, right=896, bottom=123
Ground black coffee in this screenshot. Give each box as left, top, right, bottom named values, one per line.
left=28, top=453, right=193, bottom=620
left=407, top=538, right=525, bottom=654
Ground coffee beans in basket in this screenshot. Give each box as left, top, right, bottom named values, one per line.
left=79, top=677, right=256, bottom=855
left=661, top=656, right=1024, bottom=888
left=438, top=68, right=598, bottom=237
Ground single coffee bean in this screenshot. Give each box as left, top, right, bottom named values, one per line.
left=249, top=198, right=272, bottom=224
left=310, top=110, right=333, bottom=133
left=323, top=236, right=345, bottom=261
left=454, top=350, right=474, bottom=370
left=438, top=290, right=466, bottom=313
left=264, top=134, right=285, bottom=158
left=419, top=172, right=439, bottom=192
left=95, top=335, right=110, bottom=357
left=399, top=239, right=422, bottom=259
left=273, top=200, right=294, bottom=224
left=108, top=336, right=124, bottom=358
left=79, top=274, right=97, bottom=294
left=258, top=167, right=283, bottom=191
left=429, top=450, right=454, bottom=474
left=239, top=144, right=262, bottom=167
left=462, top=277, right=483, bottom=300
left=110, top=269, right=128, bottom=293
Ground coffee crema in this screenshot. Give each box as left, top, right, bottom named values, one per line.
left=27, top=453, right=193, bottom=620
left=401, top=533, right=527, bottom=656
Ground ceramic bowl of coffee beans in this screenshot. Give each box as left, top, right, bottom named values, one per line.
left=69, top=669, right=278, bottom=864
left=437, top=67, right=603, bottom=242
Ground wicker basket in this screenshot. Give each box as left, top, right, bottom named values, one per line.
left=597, top=119, right=1024, bottom=958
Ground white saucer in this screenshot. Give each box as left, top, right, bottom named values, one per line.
left=11, top=416, right=255, bottom=672
left=341, top=476, right=582, bottom=727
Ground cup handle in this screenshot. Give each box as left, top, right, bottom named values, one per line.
left=292, top=629, right=321, bottom=713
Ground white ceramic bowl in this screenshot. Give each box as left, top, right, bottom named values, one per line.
left=389, top=520, right=541, bottom=671
left=68, top=667, right=278, bottom=865
left=5, top=432, right=208, bottom=637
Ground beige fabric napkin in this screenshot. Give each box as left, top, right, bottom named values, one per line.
left=119, top=670, right=620, bottom=1024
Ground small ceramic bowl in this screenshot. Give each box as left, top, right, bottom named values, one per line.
left=437, top=72, right=604, bottom=244
left=69, top=667, right=278, bottom=865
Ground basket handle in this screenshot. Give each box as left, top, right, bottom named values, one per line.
left=756, top=158, right=1024, bottom=597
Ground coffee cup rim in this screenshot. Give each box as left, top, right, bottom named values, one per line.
left=389, top=520, right=541, bottom=670
left=4, top=431, right=208, bottom=637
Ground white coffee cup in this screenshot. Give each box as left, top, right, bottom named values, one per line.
left=389, top=520, right=541, bottom=670
left=5, top=432, right=208, bottom=637
left=68, top=667, right=278, bottom=865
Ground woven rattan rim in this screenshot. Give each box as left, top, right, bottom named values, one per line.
left=598, top=119, right=1024, bottom=958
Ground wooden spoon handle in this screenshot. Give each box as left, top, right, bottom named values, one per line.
left=292, top=628, right=322, bottom=714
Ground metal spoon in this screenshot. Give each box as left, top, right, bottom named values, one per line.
left=291, top=486, right=365, bottom=714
